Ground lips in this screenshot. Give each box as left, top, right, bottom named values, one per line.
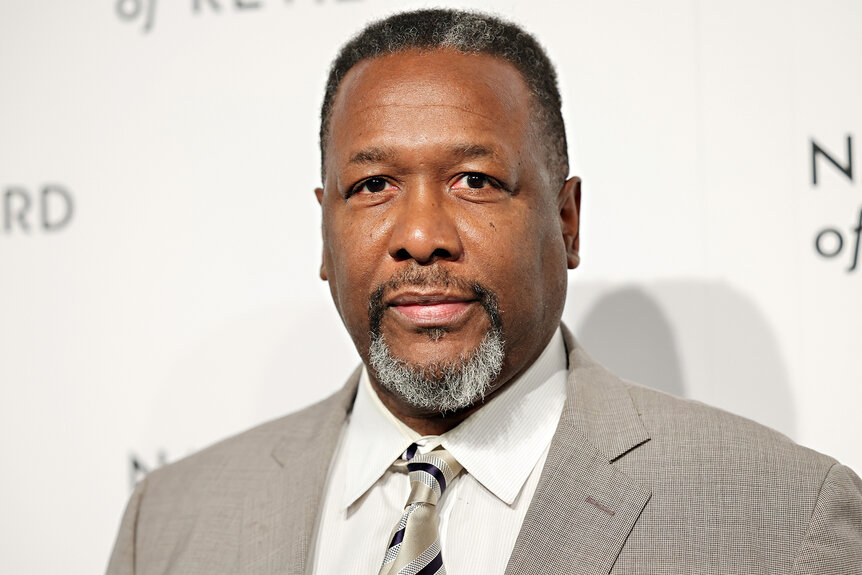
left=387, top=292, right=476, bottom=327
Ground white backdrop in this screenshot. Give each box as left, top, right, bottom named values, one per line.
left=1, top=1, right=860, bottom=573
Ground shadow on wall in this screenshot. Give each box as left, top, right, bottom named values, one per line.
left=578, top=287, right=686, bottom=398
left=565, top=282, right=796, bottom=438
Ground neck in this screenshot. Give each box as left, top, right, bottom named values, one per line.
left=367, top=380, right=490, bottom=435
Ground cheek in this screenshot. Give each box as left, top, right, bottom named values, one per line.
left=323, top=213, right=389, bottom=317
left=462, top=212, right=547, bottom=292
left=470, top=206, right=566, bottom=309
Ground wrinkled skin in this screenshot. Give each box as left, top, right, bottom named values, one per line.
left=316, top=49, right=580, bottom=434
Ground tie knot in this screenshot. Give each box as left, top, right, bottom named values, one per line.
left=403, top=446, right=463, bottom=507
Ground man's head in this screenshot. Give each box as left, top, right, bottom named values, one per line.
left=319, top=9, right=569, bottom=187
left=315, top=9, right=580, bottom=429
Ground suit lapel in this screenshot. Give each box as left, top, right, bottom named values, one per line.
left=235, top=327, right=650, bottom=574
left=505, top=327, right=652, bottom=575
left=238, top=370, right=360, bottom=575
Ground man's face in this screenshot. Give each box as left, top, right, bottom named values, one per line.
left=317, top=49, right=580, bottom=416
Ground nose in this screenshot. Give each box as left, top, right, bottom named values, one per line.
left=387, top=186, right=463, bottom=264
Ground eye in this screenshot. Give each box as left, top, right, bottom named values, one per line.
left=351, top=176, right=396, bottom=196
left=451, top=173, right=494, bottom=190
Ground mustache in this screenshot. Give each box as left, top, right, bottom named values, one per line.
left=368, top=266, right=502, bottom=337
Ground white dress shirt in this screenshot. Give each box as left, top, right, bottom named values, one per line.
left=310, top=328, right=568, bottom=574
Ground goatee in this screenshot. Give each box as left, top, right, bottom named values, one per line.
left=367, top=267, right=505, bottom=414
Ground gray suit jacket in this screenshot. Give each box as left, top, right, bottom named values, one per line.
left=107, top=328, right=862, bottom=574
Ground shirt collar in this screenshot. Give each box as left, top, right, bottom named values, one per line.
left=342, top=328, right=568, bottom=508
left=441, top=328, right=568, bottom=504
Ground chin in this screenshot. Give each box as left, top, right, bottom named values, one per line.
left=368, top=326, right=505, bottom=414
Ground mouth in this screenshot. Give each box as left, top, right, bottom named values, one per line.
left=386, top=292, right=478, bottom=327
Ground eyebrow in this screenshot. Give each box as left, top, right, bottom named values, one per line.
left=347, top=143, right=498, bottom=166
left=450, top=143, right=497, bottom=162
left=348, top=146, right=395, bottom=166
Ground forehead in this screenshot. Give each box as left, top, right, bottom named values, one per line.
left=325, top=49, right=536, bottom=171
left=335, top=49, right=531, bottom=115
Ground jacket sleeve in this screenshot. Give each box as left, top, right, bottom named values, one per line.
left=791, top=463, right=862, bottom=575
left=106, top=478, right=148, bottom=575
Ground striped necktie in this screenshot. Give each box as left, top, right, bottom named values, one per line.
left=378, top=444, right=463, bottom=575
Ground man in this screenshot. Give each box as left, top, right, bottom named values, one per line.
left=108, top=9, right=862, bottom=575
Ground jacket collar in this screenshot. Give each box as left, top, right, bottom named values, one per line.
left=504, top=325, right=652, bottom=574
left=561, top=324, right=651, bottom=463
left=241, top=325, right=652, bottom=575
left=239, top=368, right=360, bottom=575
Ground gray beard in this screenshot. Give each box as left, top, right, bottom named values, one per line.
left=368, top=327, right=505, bottom=413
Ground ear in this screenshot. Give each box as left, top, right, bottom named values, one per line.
left=314, top=187, right=328, bottom=281
left=557, top=177, right=581, bottom=269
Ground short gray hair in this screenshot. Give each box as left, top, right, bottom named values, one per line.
left=319, top=8, right=568, bottom=186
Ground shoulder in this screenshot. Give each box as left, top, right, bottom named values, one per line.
left=106, top=375, right=359, bottom=574
left=107, top=376, right=359, bottom=573
left=616, top=381, right=862, bottom=571
left=133, top=373, right=358, bottom=515
left=146, top=376, right=358, bottom=487
left=624, top=379, right=836, bottom=474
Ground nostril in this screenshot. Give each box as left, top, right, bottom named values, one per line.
left=392, top=248, right=412, bottom=261
left=391, top=246, right=454, bottom=263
